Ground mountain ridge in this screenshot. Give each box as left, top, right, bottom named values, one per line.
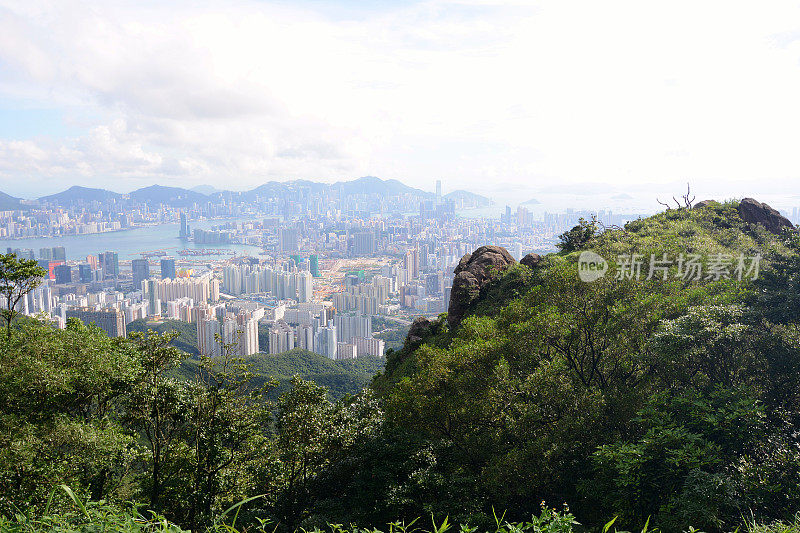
left=25, top=176, right=470, bottom=208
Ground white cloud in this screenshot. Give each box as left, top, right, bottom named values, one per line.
left=1, top=0, right=800, bottom=197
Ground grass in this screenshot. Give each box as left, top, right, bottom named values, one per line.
left=3, top=488, right=800, bottom=533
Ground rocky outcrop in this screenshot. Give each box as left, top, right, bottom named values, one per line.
left=520, top=253, right=542, bottom=268
left=406, top=316, right=433, bottom=346
left=693, top=200, right=716, bottom=209
left=737, top=198, right=793, bottom=234
left=447, top=245, right=516, bottom=329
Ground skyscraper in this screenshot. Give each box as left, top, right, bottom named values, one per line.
left=99, top=251, right=119, bottom=278
left=66, top=308, right=126, bottom=337
left=353, top=232, right=375, bottom=255
left=179, top=211, right=190, bottom=239
left=160, top=258, right=177, bottom=280
left=197, top=316, right=222, bottom=356
left=435, top=180, right=442, bottom=205
left=54, top=264, right=72, bottom=284
left=131, top=259, right=150, bottom=287
left=309, top=254, right=320, bottom=277
left=297, top=271, right=313, bottom=303
left=78, top=264, right=93, bottom=283
left=279, top=228, right=299, bottom=252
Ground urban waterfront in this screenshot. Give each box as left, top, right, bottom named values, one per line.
left=0, top=218, right=262, bottom=260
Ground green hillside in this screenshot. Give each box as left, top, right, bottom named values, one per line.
left=372, top=199, right=800, bottom=531
left=176, top=348, right=385, bottom=399
left=127, top=318, right=199, bottom=355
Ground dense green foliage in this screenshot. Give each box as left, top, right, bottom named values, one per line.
left=128, top=318, right=200, bottom=355
left=5, top=200, right=800, bottom=532
left=176, top=349, right=385, bottom=400
left=370, top=202, right=800, bottom=531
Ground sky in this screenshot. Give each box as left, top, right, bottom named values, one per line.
left=2, top=0, right=800, bottom=204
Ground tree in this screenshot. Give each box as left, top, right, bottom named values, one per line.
left=184, top=334, right=267, bottom=530
left=0, top=253, right=47, bottom=339
left=124, top=330, right=187, bottom=513
left=556, top=218, right=597, bottom=253
left=0, top=319, right=139, bottom=511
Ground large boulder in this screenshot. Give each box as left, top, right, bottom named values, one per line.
left=737, top=198, right=793, bottom=234
left=447, top=245, right=516, bottom=329
left=693, top=199, right=716, bottom=209
left=520, top=253, right=542, bottom=268
left=406, top=316, right=433, bottom=346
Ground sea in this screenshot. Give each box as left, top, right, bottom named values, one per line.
left=0, top=218, right=262, bottom=261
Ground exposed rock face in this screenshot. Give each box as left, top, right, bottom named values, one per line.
left=406, top=317, right=433, bottom=346
left=737, top=198, right=793, bottom=234
left=447, top=245, right=516, bottom=329
left=520, top=253, right=542, bottom=268
left=693, top=200, right=716, bottom=209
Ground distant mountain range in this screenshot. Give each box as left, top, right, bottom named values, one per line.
left=0, top=191, right=29, bottom=211
left=129, top=185, right=208, bottom=207
left=38, top=185, right=123, bottom=205
left=444, top=189, right=493, bottom=207
left=190, top=184, right=221, bottom=195
left=19, top=176, right=490, bottom=209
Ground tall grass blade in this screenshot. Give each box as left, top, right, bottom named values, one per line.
left=59, top=485, right=89, bottom=519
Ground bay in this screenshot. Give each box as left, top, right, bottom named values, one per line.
left=0, top=218, right=262, bottom=261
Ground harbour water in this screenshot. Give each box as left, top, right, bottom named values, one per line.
left=0, top=218, right=262, bottom=261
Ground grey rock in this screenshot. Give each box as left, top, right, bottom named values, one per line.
left=520, top=253, right=542, bottom=268
left=406, top=316, right=433, bottom=345
left=737, top=198, right=793, bottom=234
left=447, top=245, right=516, bottom=329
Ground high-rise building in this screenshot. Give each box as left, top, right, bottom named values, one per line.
left=269, top=320, right=295, bottom=354
left=66, top=308, right=126, bottom=337
left=223, top=313, right=259, bottom=356
left=313, top=323, right=337, bottom=359
left=52, top=247, right=66, bottom=261
left=353, top=232, right=375, bottom=255
left=131, top=259, right=150, bottom=287
left=160, top=258, right=177, bottom=280
left=53, top=264, right=72, bottom=284
left=167, top=297, right=194, bottom=321
left=297, top=271, right=313, bottom=303
left=512, top=242, right=523, bottom=262
left=197, top=316, right=222, bottom=356
left=336, top=342, right=357, bottom=360
left=142, top=279, right=161, bottom=316
left=335, top=314, right=372, bottom=345
left=425, top=272, right=442, bottom=295
left=279, top=228, right=299, bottom=252
left=309, top=255, right=320, bottom=277
left=179, top=211, right=190, bottom=239
left=78, top=264, right=93, bottom=283
left=353, top=337, right=385, bottom=358
left=404, top=248, right=419, bottom=281
left=297, top=324, right=314, bottom=351
left=99, top=251, right=119, bottom=278
left=435, top=180, right=442, bottom=205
